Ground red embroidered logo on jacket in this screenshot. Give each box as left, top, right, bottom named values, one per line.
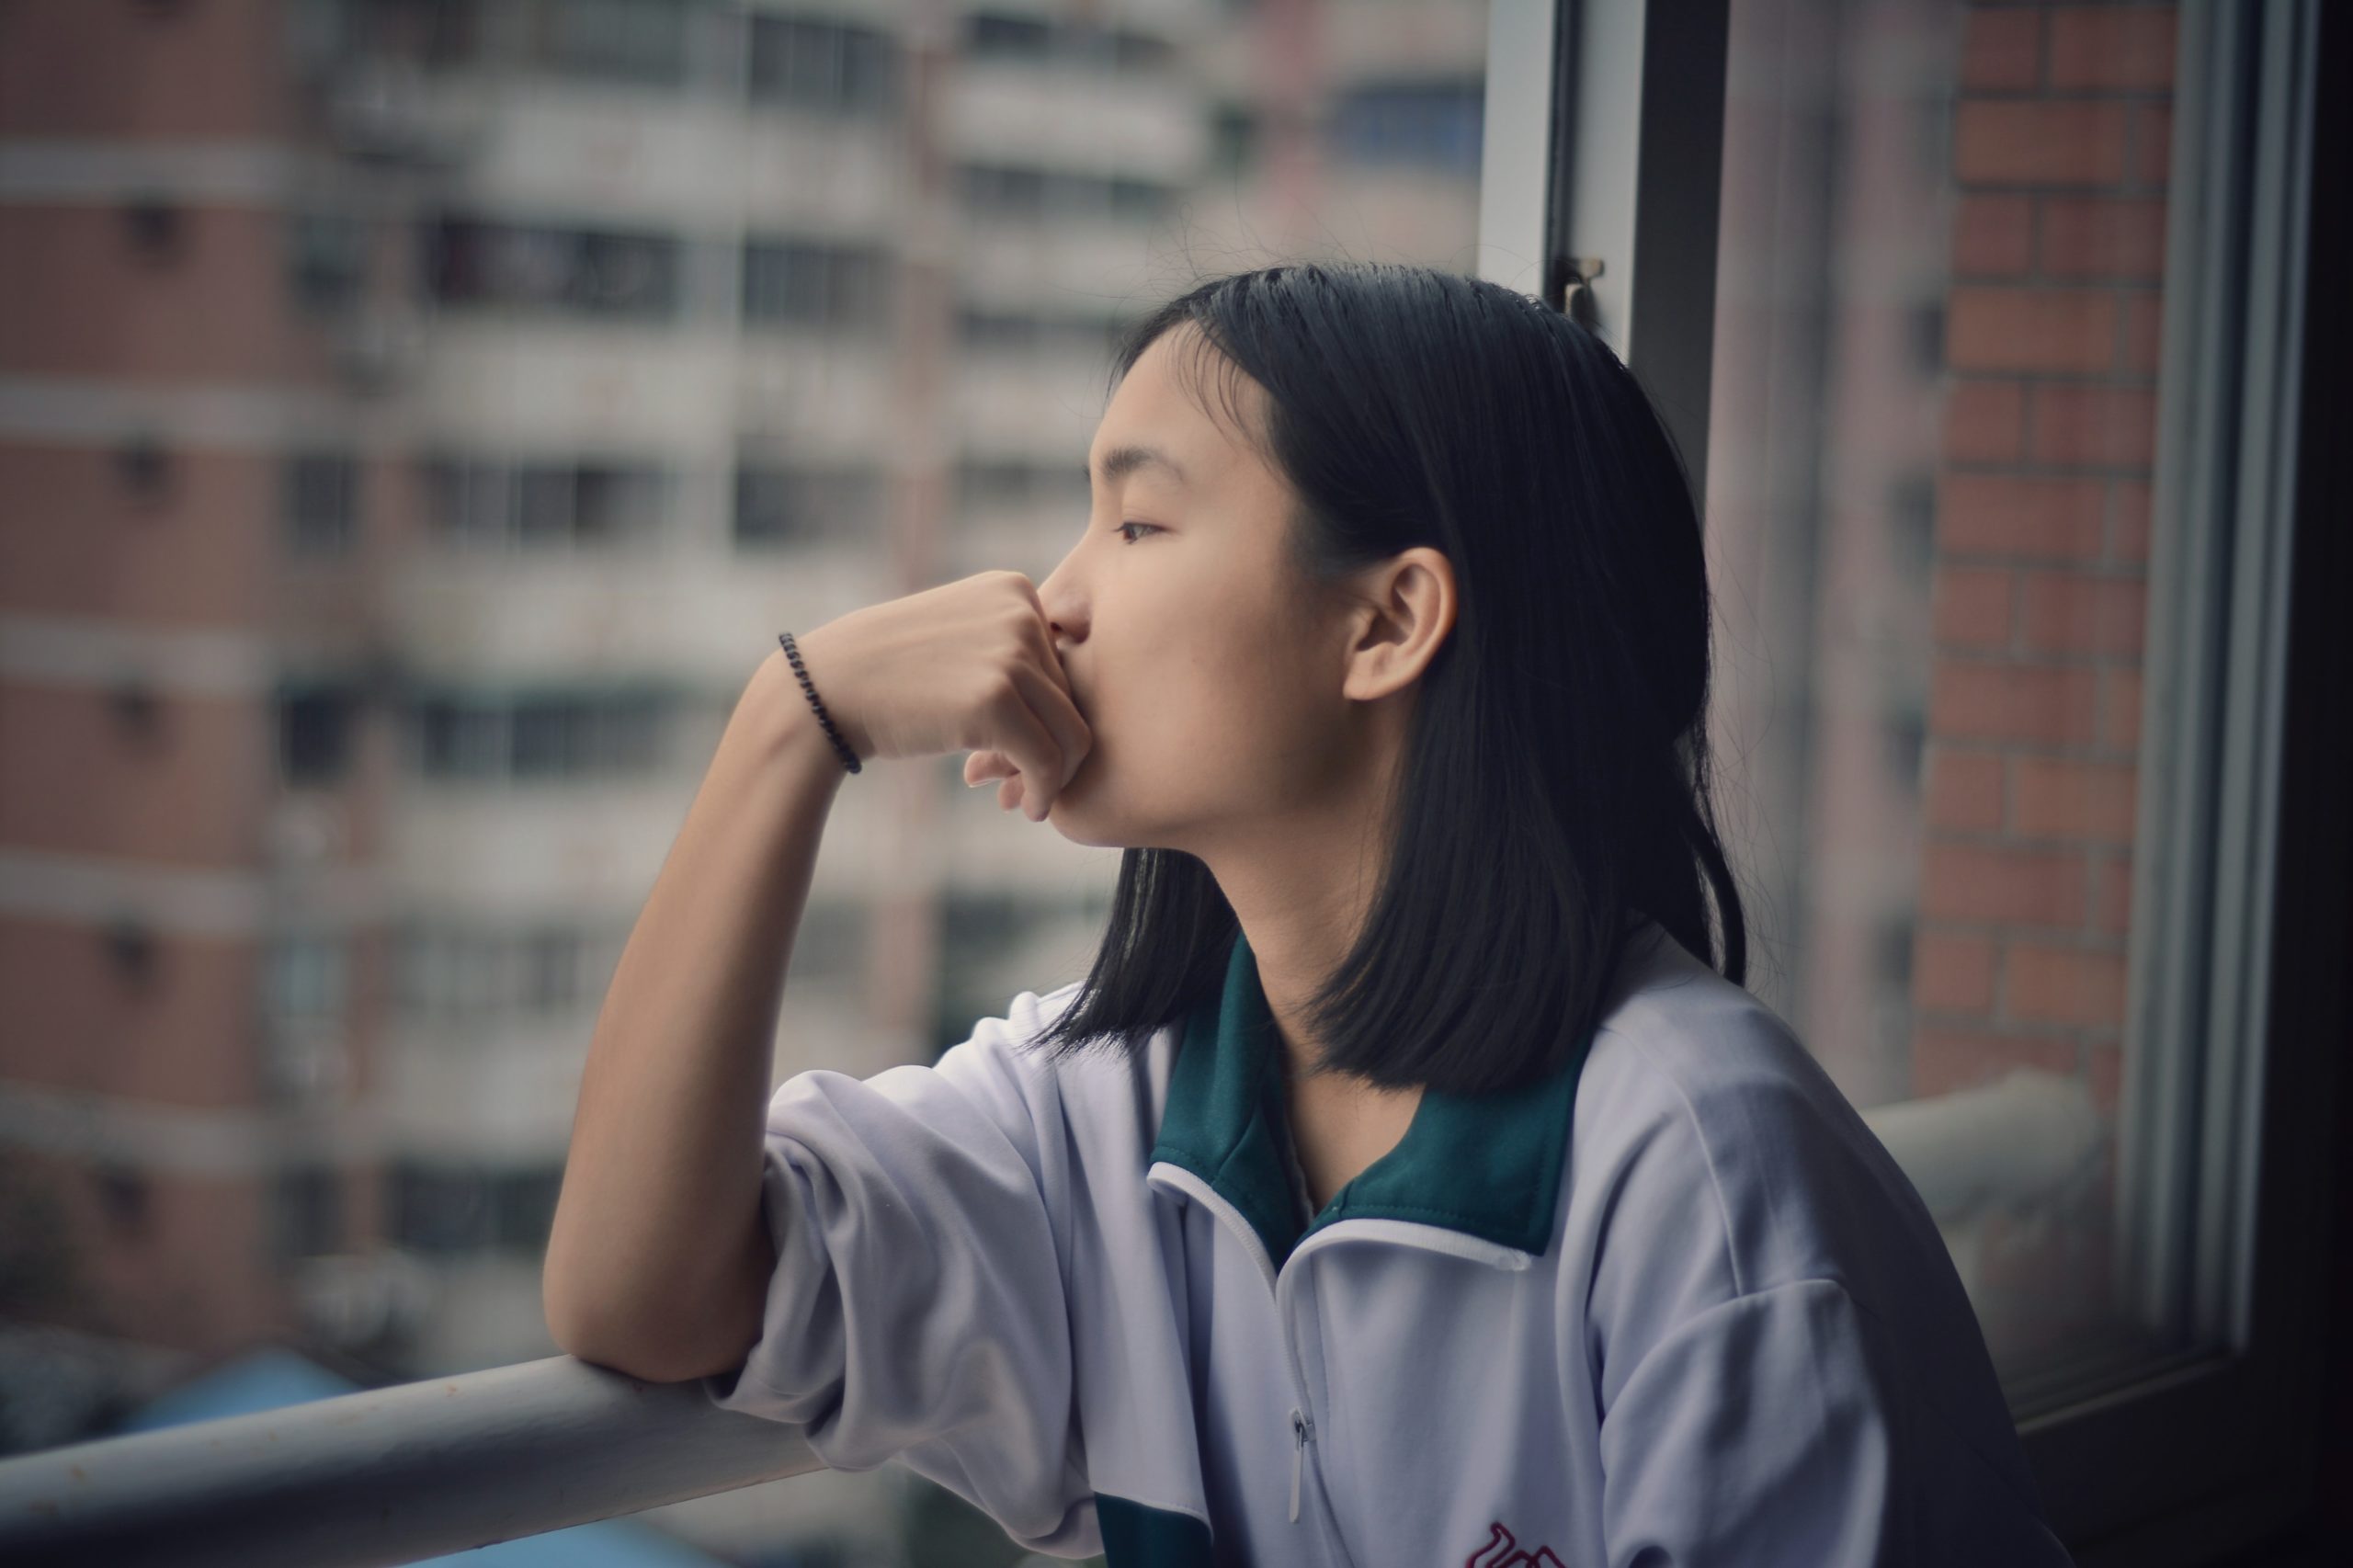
left=1463, top=1520, right=1565, bottom=1568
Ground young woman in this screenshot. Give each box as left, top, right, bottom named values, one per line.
left=543, top=262, right=2075, bottom=1566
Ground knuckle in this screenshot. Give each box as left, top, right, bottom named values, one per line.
left=979, top=669, right=1022, bottom=712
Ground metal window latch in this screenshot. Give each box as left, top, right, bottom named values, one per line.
left=1547, top=255, right=1605, bottom=329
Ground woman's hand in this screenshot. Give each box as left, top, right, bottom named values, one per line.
left=793, top=571, right=1090, bottom=822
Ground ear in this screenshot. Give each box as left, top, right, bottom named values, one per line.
left=1341, top=547, right=1458, bottom=702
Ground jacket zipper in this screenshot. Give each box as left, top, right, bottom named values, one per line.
left=1289, top=1405, right=1314, bottom=1522
left=1148, top=1170, right=1539, bottom=1565
left=1146, top=1167, right=1330, bottom=1551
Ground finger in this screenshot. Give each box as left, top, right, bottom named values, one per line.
left=1024, top=624, right=1092, bottom=792
left=965, top=749, right=1014, bottom=787
left=1001, top=660, right=1090, bottom=809
left=988, top=659, right=1073, bottom=819
left=997, top=773, right=1025, bottom=813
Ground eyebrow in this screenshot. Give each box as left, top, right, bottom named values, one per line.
left=1085, top=444, right=1188, bottom=488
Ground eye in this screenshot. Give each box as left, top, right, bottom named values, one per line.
left=1114, top=521, right=1161, bottom=544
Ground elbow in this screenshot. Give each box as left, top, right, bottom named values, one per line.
left=548, top=1302, right=710, bottom=1383
left=544, top=1267, right=763, bottom=1386
left=562, top=1325, right=754, bottom=1386
left=542, top=1264, right=653, bottom=1376
left=542, top=1274, right=618, bottom=1371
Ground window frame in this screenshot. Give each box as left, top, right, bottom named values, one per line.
left=1481, top=1, right=2346, bottom=1562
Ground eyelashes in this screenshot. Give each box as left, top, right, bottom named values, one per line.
left=1114, top=521, right=1162, bottom=544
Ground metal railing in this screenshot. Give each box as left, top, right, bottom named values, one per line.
left=0, top=1068, right=2099, bottom=1567
left=0, top=1351, right=824, bottom=1568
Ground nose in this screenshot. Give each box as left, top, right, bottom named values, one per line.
left=1039, top=561, right=1084, bottom=648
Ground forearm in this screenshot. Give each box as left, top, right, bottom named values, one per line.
left=543, top=640, right=850, bottom=1375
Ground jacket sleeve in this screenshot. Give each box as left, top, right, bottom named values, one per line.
left=1597, top=1276, right=1898, bottom=1564
left=699, top=990, right=1096, bottom=1557
left=1594, top=1276, right=2076, bottom=1567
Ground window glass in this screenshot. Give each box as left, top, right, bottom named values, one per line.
left=1705, top=0, right=2176, bottom=1393
left=747, top=14, right=898, bottom=114
left=279, top=686, right=358, bottom=785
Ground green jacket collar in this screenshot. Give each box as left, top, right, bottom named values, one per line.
left=1145, top=927, right=1590, bottom=1269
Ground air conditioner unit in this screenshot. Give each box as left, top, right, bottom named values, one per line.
left=292, top=1249, right=438, bottom=1350
left=324, top=60, right=484, bottom=166
left=266, top=1018, right=353, bottom=1108
left=331, top=303, right=427, bottom=392
left=267, top=795, right=347, bottom=865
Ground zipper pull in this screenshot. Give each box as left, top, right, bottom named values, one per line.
left=1289, top=1406, right=1311, bottom=1522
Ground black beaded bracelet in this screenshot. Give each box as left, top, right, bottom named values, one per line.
left=778, top=631, right=861, bottom=775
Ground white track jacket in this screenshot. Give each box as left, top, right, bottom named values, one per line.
left=702, top=917, right=2077, bottom=1567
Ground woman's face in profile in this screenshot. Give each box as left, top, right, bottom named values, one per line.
left=1034, top=325, right=1368, bottom=855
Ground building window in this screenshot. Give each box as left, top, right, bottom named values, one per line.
left=521, top=0, right=696, bottom=87
left=506, top=699, right=575, bottom=780
left=419, top=454, right=665, bottom=548
left=740, top=237, right=891, bottom=330
left=114, top=434, right=175, bottom=502
left=490, top=1165, right=563, bottom=1252
left=290, top=0, right=479, bottom=70
left=266, top=932, right=347, bottom=1025
left=285, top=209, right=369, bottom=312
left=102, top=916, right=160, bottom=984
left=733, top=464, right=883, bottom=547
left=1211, top=102, right=1257, bottom=179
left=786, top=899, right=866, bottom=982
left=746, top=13, right=898, bottom=115
left=962, top=11, right=1051, bottom=60
left=279, top=685, right=358, bottom=786
left=510, top=692, right=665, bottom=778
left=411, top=690, right=670, bottom=781
left=955, top=305, right=1126, bottom=358
left=388, top=1161, right=488, bottom=1254
left=422, top=215, right=682, bottom=322
left=396, top=917, right=630, bottom=1022
left=954, top=457, right=1090, bottom=513
left=514, top=460, right=665, bottom=546
left=520, top=927, right=582, bottom=1008
left=388, top=1160, right=563, bottom=1256
left=565, top=463, right=665, bottom=544
left=96, top=1164, right=150, bottom=1232
left=121, top=197, right=186, bottom=263
left=961, top=11, right=1175, bottom=73
left=419, top=455, right=511, bottom=547
left=1326, top=80, right=1485, bottom=175
left=955, top=163, right=1174, bottom=222
left=413, top=696, right=505, bottom=778
left=284, top=452, right=359, bottom=560
left=272, top=1165, right=344, bottom=1262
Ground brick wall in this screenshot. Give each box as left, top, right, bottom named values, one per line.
left=1916, top=0, right=2175, bottom=1364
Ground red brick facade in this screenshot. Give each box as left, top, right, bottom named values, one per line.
left=1919, top=1, right=2175, bottom=1362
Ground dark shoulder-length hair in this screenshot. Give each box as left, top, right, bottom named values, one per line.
left=1023, top=260, right=1747, bottom=1096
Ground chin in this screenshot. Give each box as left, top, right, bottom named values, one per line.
left=1042, top=798, right=1097, bottom=845
left=1043, top=793, right=1123, bottom=851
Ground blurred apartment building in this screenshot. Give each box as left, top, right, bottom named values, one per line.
left=0, top=0, right=1488, bottom=1459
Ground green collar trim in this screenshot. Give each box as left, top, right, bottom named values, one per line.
left=1146, top=928, right=1589, bottom=1267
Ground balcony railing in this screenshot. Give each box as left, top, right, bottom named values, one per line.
left=0, top=1351, right=824, bottom=1568
left=0, top=1068, right=2098, bottom=1567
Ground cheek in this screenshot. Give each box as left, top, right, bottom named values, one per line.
left=1077, top=637, right=1222, bottom=781
left=1133, top=640, right=1325, bottom=786
left=1086, top=578, right=1329, bottom=791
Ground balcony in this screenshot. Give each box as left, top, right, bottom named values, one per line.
left=0, top=1071, right=2097, bottom=1565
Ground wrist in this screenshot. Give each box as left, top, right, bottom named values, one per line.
left=764, top=631, right=866, bottom=772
